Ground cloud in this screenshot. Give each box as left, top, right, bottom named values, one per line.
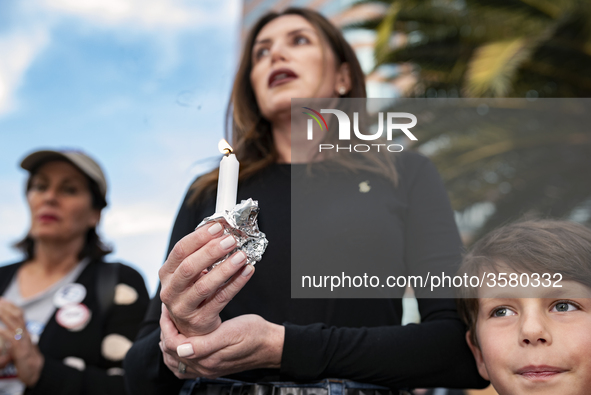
left=0, top=29, right=49, bottom=116
left=102, top=203, right=173, bottom=237
left=0, top=0, right=239, bottom=118
left=41, top=0, right=240, bottom=30
left=0, top=205, right=27, bottom=239
left=0, top=177, right=28, bottom=264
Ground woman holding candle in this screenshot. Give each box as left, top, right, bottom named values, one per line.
left=124, top=7, right=487, bottom=395
left=0, top=149, right=150, bottom=395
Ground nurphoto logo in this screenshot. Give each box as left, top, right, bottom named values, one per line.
left=302, top=107, right=417, bottom=153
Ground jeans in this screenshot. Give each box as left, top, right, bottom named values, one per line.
left=179, top=378, right=412, bottom=395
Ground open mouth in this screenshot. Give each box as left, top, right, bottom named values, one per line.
left=268, top=68, right=298, bottom=88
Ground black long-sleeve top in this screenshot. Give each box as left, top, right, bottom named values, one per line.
left=124, top=151, right=488, bottom=394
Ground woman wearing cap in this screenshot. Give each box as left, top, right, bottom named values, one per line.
left=125, top=7, right=487, bottom=395
left=0, top=149, right=149, bottom=395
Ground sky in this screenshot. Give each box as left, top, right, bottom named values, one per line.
left=0, top=0, right=242, bottom=294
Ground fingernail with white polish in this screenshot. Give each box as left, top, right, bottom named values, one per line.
left=241, top=264, right=253, bottom=277
left=177, top=344, right=194, bottom=358
left=220, top=235, right=236, bottom=250
left=208, top=223, right=223, bottom=235
left=231, top=252, right=246, bottom=266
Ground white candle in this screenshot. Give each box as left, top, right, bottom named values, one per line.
left=216, top=139, right=239, bottom=213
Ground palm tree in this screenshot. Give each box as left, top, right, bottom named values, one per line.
left=350, top=0, right=591, bottom=239
left=356, top=0, right=591, bottom=98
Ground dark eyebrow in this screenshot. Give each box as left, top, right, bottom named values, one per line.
left=253, top=28, right=316, bottom=46
left=32, top=172, right=86, bottom=186
left=61, top=177, right=85, bottom=185
left=31, top=172, right=48, bottom=181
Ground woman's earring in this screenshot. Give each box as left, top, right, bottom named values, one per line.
left=338, top=86, right=347, bottom=95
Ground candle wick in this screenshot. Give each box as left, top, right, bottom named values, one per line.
left=223, top=148, right=232, bottom=155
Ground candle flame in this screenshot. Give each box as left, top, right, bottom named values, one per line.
left=218, top=139, right=233, bottom=154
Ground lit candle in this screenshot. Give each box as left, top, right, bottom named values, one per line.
left=216, top=139, right=239, bottom=213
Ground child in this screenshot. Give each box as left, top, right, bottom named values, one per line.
left=457, top=220, right=591, bottom=395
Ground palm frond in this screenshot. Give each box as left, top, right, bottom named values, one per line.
left=464, top=38, right=534, bottom=97
left=375, top=1, right=403, bottom=64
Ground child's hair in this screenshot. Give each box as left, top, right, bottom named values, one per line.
left=457, top=219, right=591, bottom=348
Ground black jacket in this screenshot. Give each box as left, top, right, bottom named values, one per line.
left=0, top=259, right=149, bottom=395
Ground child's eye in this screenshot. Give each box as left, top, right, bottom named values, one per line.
left=492, top=307, right=517, bottom=317
left=551, top=301, right=579, bottom=312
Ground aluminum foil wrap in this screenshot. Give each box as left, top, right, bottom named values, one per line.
left=196, top=198, right=268, bottom=267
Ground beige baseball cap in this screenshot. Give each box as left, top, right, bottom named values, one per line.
left=20, top=149, right=108, bottom=205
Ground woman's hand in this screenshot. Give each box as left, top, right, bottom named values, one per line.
left=0, top=334, right=12, bottom=369
left=159, top=306, right=284, bottom=379
left=0, top=298, right=44, bottom=388
left=158, top=222, right=255, bottom=337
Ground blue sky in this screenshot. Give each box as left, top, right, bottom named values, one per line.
left=0, top=0, right=242, bottom=294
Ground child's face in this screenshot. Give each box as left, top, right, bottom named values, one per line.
left=467, top=281, right=591, bottom=395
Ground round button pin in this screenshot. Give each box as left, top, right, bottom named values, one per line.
left=54, top=283, right=87, bottom=308
left=56, top=304, right=91, bottom=332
